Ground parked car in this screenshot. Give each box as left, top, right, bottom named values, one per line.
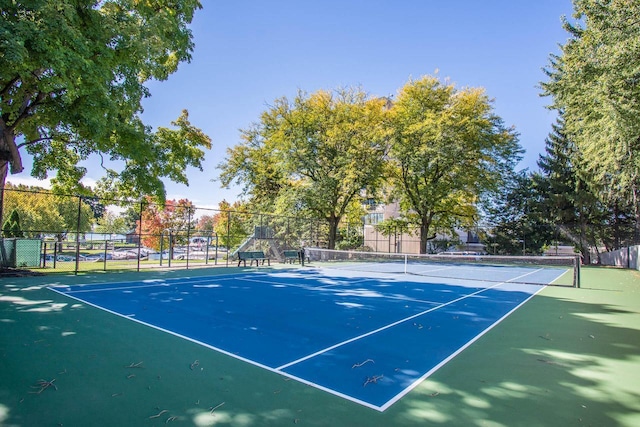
left=84, top=254, right=112, bottom=262
left=111, top=249, right=139, bottom=260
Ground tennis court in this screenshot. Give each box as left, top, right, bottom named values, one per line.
left=49, top=261, right=566, bottom=411
left=2, top=262, right=640, bottom=426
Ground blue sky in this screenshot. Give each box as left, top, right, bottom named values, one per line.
left=13, top=0, right=576, bottom=210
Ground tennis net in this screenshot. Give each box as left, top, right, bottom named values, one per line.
left=303, top=248, right=581, bottom=287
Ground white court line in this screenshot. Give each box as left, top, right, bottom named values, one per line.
left=379, top=282, right=547, bottom=411
left=275, top=281, right=508, bottom=371
left=47, top=268, right=546, bottom=412
left=47, top=285, right=385, bottom=411
left=548, top=268, right=572, bottom=285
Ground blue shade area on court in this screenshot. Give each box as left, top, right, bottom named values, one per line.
left=50, top=269, right=545, bottom=410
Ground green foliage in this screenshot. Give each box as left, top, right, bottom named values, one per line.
left=213, top=200, right=251, bottom=250
left=335, top=226, right=364, bottom=250
left=220, top=77, right=521, bottom=252
left=532, top=116, right=604, bottom=261
left=2, top=184, right=94, bottom=238
left=2, top=209, right=23, bottom=238
left=389, top=76, right=522, bottom=253
left=483, top=171, right=555, bottom=255
left=531, top=113, right=636, bottom=263
left=374, top=217, right=411, bottom=238
left=542, top=0, right=640, bottom=234
left=0, top=1, right=209, bottom=204
left=94, top=211, right=129, bottom=235
left=220, top=88, right=390, bottom=249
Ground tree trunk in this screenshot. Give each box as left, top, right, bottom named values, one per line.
left=0, top=162, right=6, bottom=231
left=1, top=125, right=24, bottom=228
left=327, top=215, right=339, bottom=249
left=634, top=184, right=640, bottom=245
left=56, top=233, right=65, bottom=253
left=419, top=217, right=431, bottom=254
left=579, top=219, right=591, bottom=265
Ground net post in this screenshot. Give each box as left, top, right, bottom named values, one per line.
left=574, top=255, right=581, bottom=288
left=404, top=254, right=408, bottom=274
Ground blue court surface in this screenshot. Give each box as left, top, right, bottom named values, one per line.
left=49, top=267, right=560, bottom=411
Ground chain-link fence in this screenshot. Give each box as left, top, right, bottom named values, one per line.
left=0, top=188, right=326, bottom=273
left=6, top=187, right=633, bottom=271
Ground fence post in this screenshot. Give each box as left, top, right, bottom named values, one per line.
left=214, top=234, right=219, bottom=265
left=160, top=231, right=165, bottom=267
left=74, top=195, right=82, bottom=275
left=186, top=205, right=192, bottom=269
left=137, top=200, right=144, bottom=272
left=226, top=210, right=231, bottom=267
left=205, top=234, right=210, bottom=265
left=168, top=229, right=173, bottom=268
left=102, top=240, right=108, bottom=271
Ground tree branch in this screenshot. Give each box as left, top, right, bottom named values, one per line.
left=0, top=76, right=21, bottom=99
left=16, top=135, right=55, bottom=149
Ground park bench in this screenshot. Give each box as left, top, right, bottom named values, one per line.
left=237, top=251, right=270, bottom=267
left=283, top=250, right=302, bottom=264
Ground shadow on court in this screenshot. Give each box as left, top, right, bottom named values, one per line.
left=0, top=266, right=639, bottom=426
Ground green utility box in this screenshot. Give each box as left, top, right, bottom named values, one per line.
left=0, top=238, right=42, bottom=268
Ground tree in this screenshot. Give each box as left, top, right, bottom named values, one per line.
left=138, top=198, right=196, bottom=250
left=2, top=209, right=23, bottom=238
left=54, top=194, right=94, bottom=245
left=213, top=200, right=251, bottom=250
left=94, top=211, right=129, bottom=236
left=196, top=215, right=217, bottom=235
left=220, top=88, right=390, bottom=249
left=542, top=0, right=640, bottom=239
left=484, top=171, right=555, bottom=255
left=2, top=183, right=93, bottom=241
left=533, top=116, right=604, bottom=262
left=83, top=196, right=106, bottom=221
left=374, top=217, right=413, bottom=253
left=388, top=76, right=522, bottom=253
left=0, top=1, right=210, bottom=223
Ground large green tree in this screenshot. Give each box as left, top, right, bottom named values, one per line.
left=2, top=183, right=93, bottom=242
left=533, top=116, right=605, bottom=262
left=213, top=200, right=251, bottom=251
left=484, top=170, right=556, bottom=256
left=0, top=1, right=210, bottom=215
left=220, top=88, right=390, bottom=249
left=2, top=209, right=23, bottom=238
left=389, top=76, right=521, bottom=253
left=542, top=0, right=640, bottom=238
left=94, top=211, right=129, bottom=236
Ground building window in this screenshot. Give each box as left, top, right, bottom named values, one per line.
left=363, top=198, right=378, bottom=210
left=364, top=213, right=383, bottom=225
